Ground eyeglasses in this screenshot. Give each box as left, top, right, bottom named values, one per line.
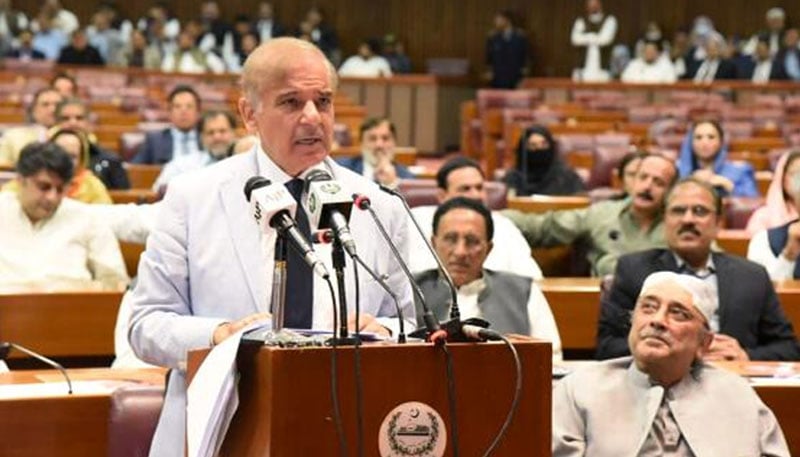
left=667, top=204, right=714, bottom=218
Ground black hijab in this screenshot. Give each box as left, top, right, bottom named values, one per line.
left=506, top=125, right=585, bottom=196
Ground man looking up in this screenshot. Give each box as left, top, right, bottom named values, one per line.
left=553, top=271, right=789, bottom=456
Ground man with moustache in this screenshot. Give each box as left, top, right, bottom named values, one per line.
left=336, top=116, right=414, bottom=188
left=503, top=153, right=677, bottom=276
left=553, top=271, right=789, bottom=456
left=597, top=178, right=800, bottom=361
left=129, top=37, right=414, bottom=456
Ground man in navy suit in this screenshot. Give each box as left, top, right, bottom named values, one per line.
left=5, top=29, right=46, bottom=60
left=131, top=85, right=202, bottom=164
left=336, top=117, right=414, bottom=187
left=597, top=178, right=800, bottom=361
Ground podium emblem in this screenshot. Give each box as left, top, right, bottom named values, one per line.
left=378, top=401, right=446, bottom=457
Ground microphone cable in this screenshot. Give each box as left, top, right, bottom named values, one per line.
left=481, top=334, right=523, bottom=457
left=438, top=343, right=461, bottom=457
left=324, top=276, right=349, bottom=457
left=352, top=260, right=365, bottom=457
left=0, top=342, right=72, bottom=394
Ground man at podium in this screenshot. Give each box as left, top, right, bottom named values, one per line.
left=128, top=37, right=414, bottom=457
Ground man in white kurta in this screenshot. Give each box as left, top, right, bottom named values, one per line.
left=409, top=156, right=542, bottom=279
left=0, top=143, right=128, bottom=292
left=552, top=272, right=789, bottom=456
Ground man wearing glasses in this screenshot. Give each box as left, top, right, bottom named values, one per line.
left=414, top=197, right=562, bottom=363
left=597, top=178, right=800, bottom=361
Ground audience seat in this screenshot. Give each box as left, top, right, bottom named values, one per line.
left=723, top=197, right=765, bottom=229
left=587, top=146, right=630, bottom=189
left=397, top=179, right=507, bottom=209
left=107, top=385, right=164, bottom=457
left=123, top=163, right=162, bottom=189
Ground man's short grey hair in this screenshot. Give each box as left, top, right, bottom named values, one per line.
left=239, top=37, right=338, bottom=111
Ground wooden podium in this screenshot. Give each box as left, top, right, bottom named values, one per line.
left=188, top=340, right=552, bottom=456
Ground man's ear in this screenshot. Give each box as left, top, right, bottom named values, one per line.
left=485, top=241, right=494, bottom=257
left=436, top=188, right=446, bottom=204
left=696, top=329, right=713, bottom=359
left=238, top=97, right=257, bottom=133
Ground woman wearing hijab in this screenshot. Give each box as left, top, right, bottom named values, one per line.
left=676, top=119, right=758, bottom=197
left=747, top=150, right=800, bottom=235
left=4, top=128, right=113, bottom=204
left=504, top=125, right=585, bottom=196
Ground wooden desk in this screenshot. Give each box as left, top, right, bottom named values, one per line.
left=108, top=189, right=159, bottom=204
left=508, top=195, right=591, bottom=213
left=537, top=278, right=601, bottom=352
left=716, top=229, right=750, bottom=257
left=0, top=367, right=165, bottom=457
left=0, top=291, right=123, bottom=359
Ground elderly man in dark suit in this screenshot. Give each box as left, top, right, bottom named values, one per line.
left=597, top=178, right=800, bottom=361
left=131, top=85, right=202, bottom=164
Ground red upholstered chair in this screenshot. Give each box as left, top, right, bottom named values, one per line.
left=722, top=121, right=755, bottom=140
left=628, top=106, right=658, bottom=124
left=723, top=196, right=766, bottom=229
left=396, top=179, right=508, bottom=210
left=586, top=146, right=631, bottom=189
left=107, top=385, right=164, bottom=457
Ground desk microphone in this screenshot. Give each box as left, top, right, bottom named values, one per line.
left=0, top=342, right=73, bottom=394
left=352, top=193, right=441, bottom=338
left=244, top=176, right=330, bottom=279
left=375, top=186, right=490, bottom=342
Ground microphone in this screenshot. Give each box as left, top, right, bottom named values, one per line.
left=376, top=185, right=491, bottom=342
left=0, top=342, right=73, bottom=394
left=244, top=176, right=330, bottom=279
left=352, top=193, right=441, bottom=336
left=461, top=325, right=503, bottom=341
left=304, top=170, right=357, bottom=257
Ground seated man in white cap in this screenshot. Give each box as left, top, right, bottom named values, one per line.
left=553, top=271, right=789, bottom=456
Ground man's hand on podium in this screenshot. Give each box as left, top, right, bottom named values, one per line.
left=348, top=313, right=391, bottom=337
left=213, top=312, right=271, bottom=345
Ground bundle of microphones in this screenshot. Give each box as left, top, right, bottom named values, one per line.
left=243, top=170, right=503, bottom=345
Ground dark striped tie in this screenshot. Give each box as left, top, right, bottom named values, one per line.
left=283, top=178, right=313, bottom=328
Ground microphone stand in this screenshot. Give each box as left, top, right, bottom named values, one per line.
left=331, top=239, right=358, bottom=345
left=271, top=234, right=287, bottom=331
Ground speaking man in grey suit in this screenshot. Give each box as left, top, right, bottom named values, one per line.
left=553, top=271, right=789, bottom=456
left=129, top=37, right=414, bottom=456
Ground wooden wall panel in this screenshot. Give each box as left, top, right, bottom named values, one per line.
left=17, top=1, right=800, bottom=79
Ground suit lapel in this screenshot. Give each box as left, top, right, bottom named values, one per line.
left=711, top=253, right=731, bottom=328
left=218, top=152, right=265, bottom=310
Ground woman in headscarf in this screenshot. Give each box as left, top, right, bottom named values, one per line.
left=504, top=125, right=585, bottom=196
left=2, top=128, right=113, bottom=204
left=677, top=119, right=758, bottom=197
left=746, top=150, right=800, bottom=235
left=50, top=127, right=113, bottom=204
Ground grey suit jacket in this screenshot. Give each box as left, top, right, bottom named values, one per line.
left=129, top=149, right=415, bottom=456
left=553, top=357, right=789, bottom=456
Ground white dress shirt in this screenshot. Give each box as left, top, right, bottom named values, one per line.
left=338, top=55, right=393, bottom=77
left=620, top=56, right=677, bottom=83
left=747, top=229, right=797, bottom=280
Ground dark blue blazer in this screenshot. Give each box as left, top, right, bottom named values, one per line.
left=131, top=128, right=202, bottom=165
left=597, top=248, right=800, bottom=361
left=336, top=156, right=415, bottom=181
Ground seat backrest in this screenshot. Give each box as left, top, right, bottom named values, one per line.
left=107, top=385, right=164, bottom=457
left=587, top=146, right=630, bottom=189
left=396, top=179, right=507, bottom=210
left=724, top=196, right=766, bottom=229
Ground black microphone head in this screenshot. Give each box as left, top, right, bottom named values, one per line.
left=0, top=342, right=9, bottom=361
left=304, top=168, right=333, bottom=191
left=244, top=176, right=271, bottom=202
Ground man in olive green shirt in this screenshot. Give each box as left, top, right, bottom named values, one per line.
left=503, top=154, right=677, bottom=276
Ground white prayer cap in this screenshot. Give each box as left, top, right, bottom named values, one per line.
left=766, top=7, right=785, bottom=20
left=640, top=271, right=717, bottom=325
